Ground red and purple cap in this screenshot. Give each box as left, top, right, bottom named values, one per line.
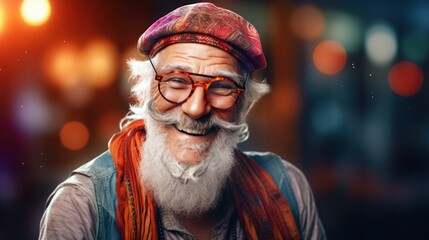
left=138, top=2, right=266, bottom=72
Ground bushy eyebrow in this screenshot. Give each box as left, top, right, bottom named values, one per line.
left=215, top=70, right=246, bottom=85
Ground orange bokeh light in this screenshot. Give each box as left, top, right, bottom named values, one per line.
left=43, top=38, right=118, bottom=90
left=0, top=4, right=5, bottom=34
left=313, top=40, right=347, bottom=75
left=60, top=121, right=90, bottom=150
left=81, top=39, right=119, bottom=88
left=21, top=0, right=51, bottom=26
left=43, top=44, right=80, bottom=88
left=388, top=61, right=423, bottom=97
left=290, top=4, right=325, bottom=41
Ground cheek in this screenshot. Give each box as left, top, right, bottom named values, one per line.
left=151, top=84, right=177, bottom=112
left=215, top=106, right=238, bottom=122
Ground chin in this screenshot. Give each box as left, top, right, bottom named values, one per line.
left=171, top=149, right=209, bottom=165
left=140, top=124, right=238, bottom=216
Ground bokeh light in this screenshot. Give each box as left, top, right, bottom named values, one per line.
left=43, top=43, right=80, bottom=89
left=61, top=81, right=92, bottom=108
left=290, top=4, right=325, bottom=41
left=323, top=11, right=362, bottom=53
left=388, top=61, right=424, bottom=97
left=44, top=39, right=118, bottom=90
left=21, top=0, right=51, bottom=26
left=14, top=87, right=53, bottom=135
left=60, top=121, right=90, bottom=150
left=365, top=23, right=397, bottom=65
left=0, top=4, right=5, bottom=34
left=81, top=38, right=119, bottom=89
left=272, top=83, right=301, bottom=120
left=313, top=40, right=347, bottom=75
left=402, top=30, right=429, bottom=64
left=43, top=39, right=119, bottom=106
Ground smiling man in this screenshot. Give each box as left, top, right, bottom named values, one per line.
left=39, top=3, right=326, bottom=240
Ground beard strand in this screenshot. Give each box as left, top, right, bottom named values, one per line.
left=139, top=101, right=242, bottom=216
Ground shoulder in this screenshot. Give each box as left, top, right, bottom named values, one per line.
left=53, top=173, right=96, bottom=201
left=244, top=151, right=327, bottom=239
left=45, top=174, right=96, bottom=215
left=40, top=151, right=122, bottom=240
left=73, top=151, right=116, bottom=179
left=243, top=151, right=308, bottom=185
left=244, top=151, right=313, bottom=203
left=39, top=174, right=97, bottom=239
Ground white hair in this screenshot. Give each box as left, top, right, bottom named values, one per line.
left=123, top=58, right=270, bottom=141
left=140, top=110, right=238, bottom=216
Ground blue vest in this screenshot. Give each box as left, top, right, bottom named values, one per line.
left=73, top=151, right=300, bottom=239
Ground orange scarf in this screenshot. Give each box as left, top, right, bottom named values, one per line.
left=109, top=119, right=300, bottom=239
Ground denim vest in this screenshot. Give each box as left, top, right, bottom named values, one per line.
left=73, top=151, right=300, bottom=239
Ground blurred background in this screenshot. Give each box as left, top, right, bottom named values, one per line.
left=1, top=0, right=428, bottom=239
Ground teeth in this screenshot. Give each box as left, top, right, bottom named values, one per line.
left=176, top=124, right=210, bottom=135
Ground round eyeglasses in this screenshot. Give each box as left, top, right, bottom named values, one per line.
left=149, top=58, right=245, bottom=110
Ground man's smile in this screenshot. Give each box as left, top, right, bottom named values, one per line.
left=174, top=123, right=214, bottom=136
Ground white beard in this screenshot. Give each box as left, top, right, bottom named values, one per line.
left=139, top=102, right=244, bottom=217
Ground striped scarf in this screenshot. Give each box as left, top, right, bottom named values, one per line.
left=109, top=119, right=300, bottom=239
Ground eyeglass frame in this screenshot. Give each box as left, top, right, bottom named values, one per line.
left=148, top=57, right=246, bottom=109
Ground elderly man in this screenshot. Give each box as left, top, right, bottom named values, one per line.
left=39, top=3, right=325, bottom=240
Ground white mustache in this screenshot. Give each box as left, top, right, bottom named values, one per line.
left=147, top=100, right=248, bottom=136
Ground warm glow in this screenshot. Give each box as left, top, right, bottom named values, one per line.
left=388, top=61, right=423, bottom=97
left=313, top=40, right=347, bottom=75
left=290, top=4, right=325, bottom=41
left=60, top=121, right=90, bottom=150
left=21, top=0, right=51, bottom=26
left=96, top=111, right=124, bottom=140
left=81, top=39, right=119, bottom=88
left=43, top=44, right=80, bottom=88
left=0, top=5, right=5, bottom=33
left=43, top=38, right=119, bottom=106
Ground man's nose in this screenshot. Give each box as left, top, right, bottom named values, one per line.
left=181, top=86, right=211, bottom=119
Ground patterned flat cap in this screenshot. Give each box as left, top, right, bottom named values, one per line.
left=138, top=2, right=266, bottom=72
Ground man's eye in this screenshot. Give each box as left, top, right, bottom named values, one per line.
left=164, top=78, right=191, bottom=89
left=209, top=82, right=237, bottom=95
left=211, top=83, right=233, bottom=89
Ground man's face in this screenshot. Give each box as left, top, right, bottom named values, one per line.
left=150, top=43, right=242, bottom=165
left=140, top=43, right=246, bottom=215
